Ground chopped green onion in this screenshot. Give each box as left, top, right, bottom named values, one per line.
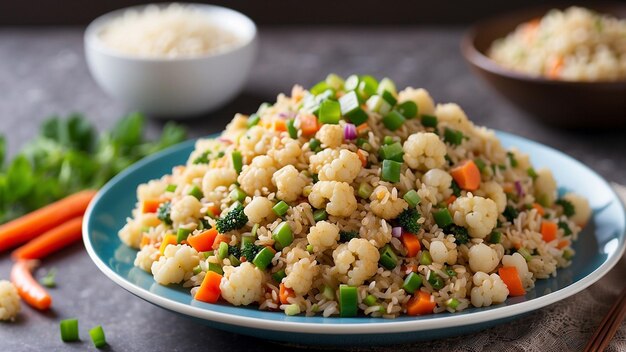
left=202, top=251, right=214, bottom=259
left=378, top=142, right=404, bottom=162
left=176, top=227, right=192, bottom=243
left=363, top=294, right=377, bottom=306
left=287, top=119, right=298, bottom=139
left=339, top=91, right=368, bottom=125
left=489, top=231, right=502, bottom=244
left=507, top=152, right=518, bottom=168
left=381, top=90, right=397, bottom=106
left=272, top=269, right=286, bottom=283
left=318, top=100, right=341, bottom=124
left=358, top=182, right=374, bottom=199
left=228, top=254, right=241, bottom=266
left=381, top=159, right=402, bottom=183
left=446, top=298, right=460, bottom=309
left=166, top=184, right=177, bottom=192
left=325, top=73, right=345, bottom=91
left=366, top=95, right=392, bottom=115
left=308, top=138, right=322, bottom=152
left=273, top=200, right=289, bottom=216
left=420, top=250, right=432, bottom=265
left=306, top=244, right=314, bottom=253
left=396, top=101, right=417, bottom=119
left=60, top=318, right=79, bottom=342
left=89, top=325, right=106, bottom=348
left=339, top=285, right=358, bottom=317
left=323, top=285, right=335, bottom=300
left=527, top=167, right=538, bottom=180
left=231, top=151, right=243, bottom=174
left=379, top=244, right=398, bottom=269
left=518, top=247, right=532, bottom=262
left=218, top=242, right=229, bottom=259
left=433, top=208, right=453, bottom=228
left=402, top=272, right=423, bottom=294
left=563, top=249, right=574, bottom=260
left=188, top=185, right=203, bottom=200
left=358, top=75, right=379, bottom=99
left=383, top=136, right=395, bottom=145
left=421, top=114, right=438, bottom=127
left=272, top=222, right=293, bottom=250
left=192, top=265, right=202, bottom=275
left=445, top=266, right=457, bottom=277
left=208, top=262, right=223, bottom=275
left=474, top=158, right=487, bottom=172
left=377, top=77, right=397, bottom=96
left=285, top=304, right=301, bottom=316
left=382, top=111, right=406, bottom=131
left=403, top=190, right=421, bottom=208
left=311, top=174, right=319, bottom=183
left=313, top=209, right=328, bottom=222
left=356, top=137, right=368, bottom=147
left=247, top=113, right=261, bottom=128
left=229, top=187, right=247, bottom=203
left=310, top=80, right=330, bottom=95
left=241, top=235, right=255, bottom=249
left=427, top=271, right=445, bottom=290
left=344, top=75, right=360, bottom=91
left=253, top=247, right=275, bottom=270
left=444, top=128, right=464, bottom=146
left=251, top=223, right=259, bottom=237
left=40, top=268, right=56, bottom=288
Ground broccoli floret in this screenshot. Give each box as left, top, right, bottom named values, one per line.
left=450, top=180, right=461, bottom=197
left=339, top=230, right=359, bottom=242
left=228, top=245, right=241, bottom=258
left=556, top=199, right=576, bottom=217
left=558, top=221, right=572, bottom=236
left=241, top=242, right=264, bottom=260
left=216, top=203, right=248, bottom=233
left=157, top=202, right=172, bottom=225
left=503, top=205, right=519, bottom=223
left=397, top=208, right=421, bottom=234
left=447, top=225, right=469, bottom=244
left=192, top=150, right=211, bottom=164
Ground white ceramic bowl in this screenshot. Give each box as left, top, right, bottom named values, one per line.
left=84, top=3, right=257, bottom=118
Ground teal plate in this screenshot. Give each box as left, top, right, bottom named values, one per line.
left=83, top=131, right=625, bottom=345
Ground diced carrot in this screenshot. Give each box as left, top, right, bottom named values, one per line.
left=403, top=263, right=418, bottom=273
left=356, top=149, right=368, bottom=167
left=401, top=233, right=421, bottom=258
left=532, top=203, right=545, bottom=216
left=11, top=260, right=52, bottom=310
left=273, top=119, right=287, bottom=132
left=523, top=18, right=541, bottom=43
left=140, top=234, right=151, bottom=248
left=446, top=195, right=457, bottom=205
left=0, top=189, right=96, bottom=252
left=212, top=234, right=231, bottom=250
left=557, top=239, right=570, bottom=249
left=547, top=56, right=564, bottom=79
left=502, top=183, right=515, bottom=194
left=513, top=242, right=522, bottom=250
left=195, top=271, right=222, bottom=303
left=159, top=234, right=177, bottom=255
left=12, top=217, right=83, bottom=260
left=299, top=114, right=320, bottom=136
left=498, top=266, right=526, bottom=296
left=207, top=205, right=221, bottom=218
left=279, top=283, right=295, bottom=304
left=540, top=221, right=558, bottom=243
left=356, top=123, right=370, bottom=135
left=187, top=228, right=218, bottom=252
left=450, top=160, right=481, bottom=191
left=406, top=291, right=436, bottom=316
left=142, top=199, right=161, bottom=213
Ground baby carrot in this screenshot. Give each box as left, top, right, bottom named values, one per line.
left=0, top=189, right=96, bottom=252
left=11, top=260, right=52, bottom=310
left=12, top=217, right=83, bottom=260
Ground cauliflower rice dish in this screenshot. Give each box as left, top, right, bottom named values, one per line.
left=488, top=7, right=626, bottom=81
left=119, top=74, right=591, bottom=318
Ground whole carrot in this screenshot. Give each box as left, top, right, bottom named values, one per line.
left=12, top=216, right=83, bottom=260
left=0, top=189, right=96, bottom=252
left=11, top=260, right=52, bottom=310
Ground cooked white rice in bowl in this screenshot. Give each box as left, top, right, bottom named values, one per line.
left=119, top=74, right=592, bottom=318
left=488, top=6, right=626, bottom=81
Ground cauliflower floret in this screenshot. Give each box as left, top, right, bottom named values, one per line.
left=562, top=192, right=592, bottom=226
left=398, top=87, right=435, bottom=116
left=220, top=262, right=265, bottom=306
left=470, top=272, right=509, bottom=307
left=180, top=164, right=210, bottom=185
left=239, top=125, right=271, bottom=158
left=475, top=181, right=507, bottom=214
left=119, top=214, right=160, bottom=249
left=170, top=195, right=202, bottom=224
left=316, top=124, right=344, bottom=148
left=534, top=168, right=557, bottom=206
left=0, top=280, right=20, bottom=321
left=202, top=168, right=238, bottom=195
left=434, top=103, right=473, bottom=132
left=238, top=155, right=277, bottom=195
left=369, top=186, right=408, bottom=220
left=134, top=245, right=159, bottom=272
left=429, top=240, right=457, bottom=265
left=272, top=165, right=308, bottom=202
left=403, top=132, right=447, bottom=171
left=422, top=169, right=453, bottom=202
left=468, top=243, right=499, bottom=273
left=502, top=252, right=533, bottom=288
left=151, top=244, right=200, bottom=285
left=244, top=196, right=276, bottom=224
left=268, top=138, right=302, bottom=168
left=309, top=148, right=336, bottom=174
left=284, top=257, right=319, bottom=296
left=317, top=149, right=361, bottom=183
left=332, top=238, right=379, bottom=286
left=307, top=221, right=340, bottom=252
left=137, top=180, right=167, bottom=202
left=450, top=194, right=498, bottom=238
left=308, top=181, right=357, bottom=217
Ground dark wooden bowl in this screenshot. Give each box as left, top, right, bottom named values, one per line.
left=461, top=3, right=626, bottom=128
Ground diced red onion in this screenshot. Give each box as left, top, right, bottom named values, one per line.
left=278, top=112, right=294, bottom=119
left=515, top=180, right=525, bottom=197
left=344, top=123, right=357, bottom=140
left=391, top=227, right=402, bottom=238
left=218, top=137, right=232, bottom=144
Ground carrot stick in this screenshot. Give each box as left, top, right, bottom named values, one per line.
left=11, top=217, right=83, bottom=260
left=11, top=260, right=52, bottom=310
left=194, top=271, right=222, bottom=303
left=450, top=160, right=481, bottom=191
left=0, top=189, right=96, bottom=252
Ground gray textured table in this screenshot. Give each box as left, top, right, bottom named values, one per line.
left=1, top=27, right=625, bottom=352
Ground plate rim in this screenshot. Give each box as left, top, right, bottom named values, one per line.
left=83, top=131, right=626, bottom=335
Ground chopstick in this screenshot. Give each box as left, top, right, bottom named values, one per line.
left=583, top=285, right=626, bottom=352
